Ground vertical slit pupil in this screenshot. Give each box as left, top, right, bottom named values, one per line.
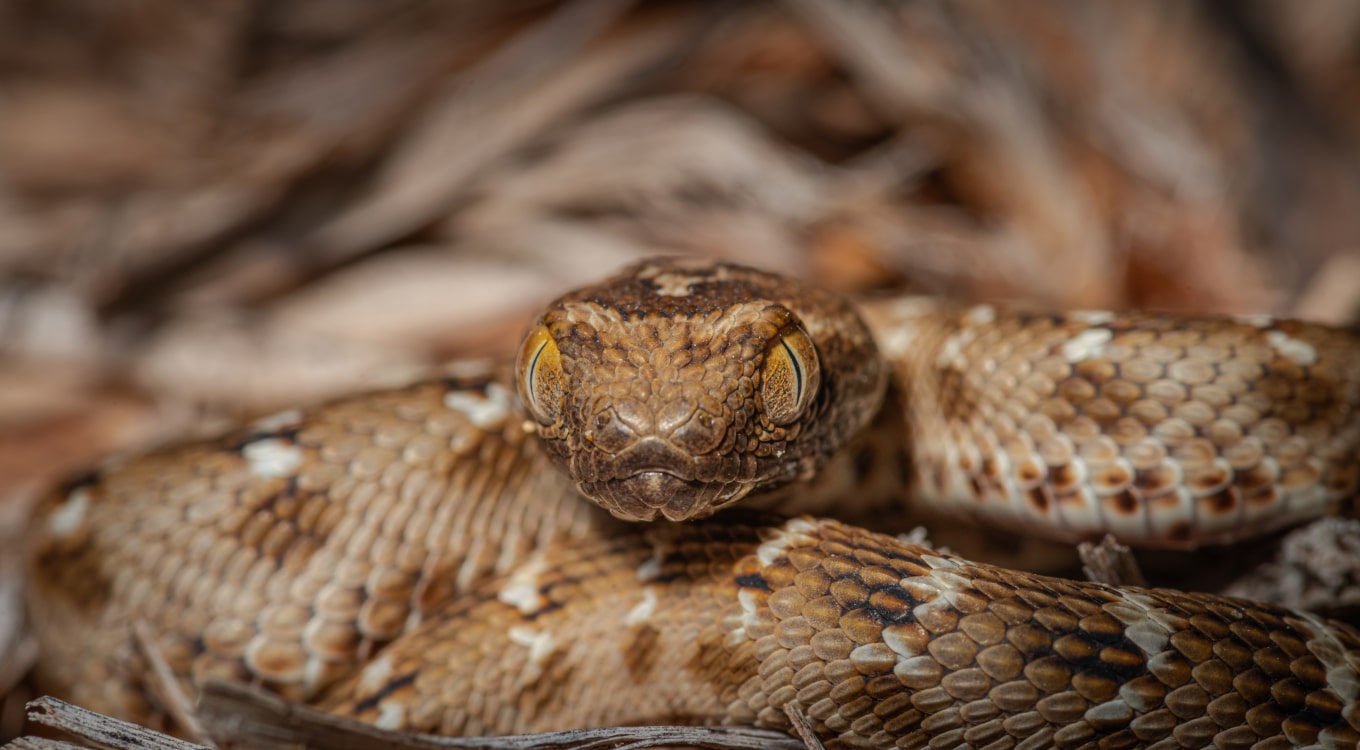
left=528, top=342, right=546, bottom=399
left=782, top=339, right=803, bottom=407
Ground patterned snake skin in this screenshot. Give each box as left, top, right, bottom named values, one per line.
left=23, top=258, right=1360, bottom=748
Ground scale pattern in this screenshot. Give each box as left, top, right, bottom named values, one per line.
left=21, top=259, right=1360, bottom=747
left=25, top=368, right=607, bottom=720
left=325, top=517, right=1360, bottom=749
left=862, top=299, right=1360, bottom=547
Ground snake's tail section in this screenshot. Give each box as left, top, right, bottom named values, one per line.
left=24, top=367, right=608, bottom=722
left=860, top=298, right=1360, bottom=548
left=324, top=516, right=1360, bottom=747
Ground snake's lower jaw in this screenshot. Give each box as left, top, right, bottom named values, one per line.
left=583, top=471, right=743, bottom=522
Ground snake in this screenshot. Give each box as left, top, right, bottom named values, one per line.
left=22, top=257, right=1360, bottom=748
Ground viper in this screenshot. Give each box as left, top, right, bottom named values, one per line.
left=24, top=257, right=1360, bottom=748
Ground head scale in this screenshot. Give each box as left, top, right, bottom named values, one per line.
left=516, top=257, right=885, bottom=521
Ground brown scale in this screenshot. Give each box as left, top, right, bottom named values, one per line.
left=860, top=300, right=1360, bottom=548
left=22, top=258, right=1360, bottom=746
left=25, top=369, right=610, bottom=723
left=322, top=518, right=1360, bottom=748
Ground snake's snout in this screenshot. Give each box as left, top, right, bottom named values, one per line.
left=583, top=466, right=741, bottom=522
left=626, top=470, right=704, bottom=519
left=523, top=257, right=889, bottom=525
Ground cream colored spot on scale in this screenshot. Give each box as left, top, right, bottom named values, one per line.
left=47, top=487, right=90, bottom=539
left=444, top=382, right=512, bottom=428
left=737, top=587, right=761, bottom=616
left=454, top=541, right=485, bottom=593
left=651, top=272, right=701, bottom=297
left=625, top=588, right=659, bottom=626
left=404, top=607, right=424, bottom=633
left=635, top=554, right=663, bottom=582
left=920, top=554, right=960, bottom=571
left=637, top=259, right=733, bottom=297
left=1266, top=330, right=1318, bottom=366
left=1069, top=310, right=1115, bottom=326
left=357, top=655, right=395, bottom=695
left=873, top=297, right=941, bottom=354
left=962, top=304, right=996, bottom=326
left=302, top=657, right=328, bottom=694
left=1061, top=327, right=1114, bottom=363
left=375, top=703, right=406, bottom=731
left=1123, top=619, right=1171, bottom=657
left=882, top=625, right=922, bottom=658
left=1233, top=313, right=1275, bottom=328
left=497, top=553, right=551, bottom=615
left=725, top=624, right=751, bottom=649
left=250, top=408, right=302, bottom=434
left=755, top=517, right=820, bottom=566
left=508, top=625, right=557, bottom=671
left=935, top=570, right=974, bottom=595
left=911, top=596, right=953, bottom=625
left=936, top=328, right=977, bottom=369
left=242, top=438, right=302, bottom=479
left=508, top=625, right=538, bottom=648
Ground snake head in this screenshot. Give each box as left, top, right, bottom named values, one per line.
left=515, top=257, right=886, bottom=522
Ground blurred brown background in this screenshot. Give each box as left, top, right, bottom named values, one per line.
left=2, top=0, right=1359, bottom=511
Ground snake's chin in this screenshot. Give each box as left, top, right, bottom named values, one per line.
left=583, top=471, right=746, bottom=522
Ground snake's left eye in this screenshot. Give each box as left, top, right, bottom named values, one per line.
left=517, top=325, right=564, bottom=424
left=761, top=326, right=820, bottom=425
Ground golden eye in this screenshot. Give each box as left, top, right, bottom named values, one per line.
left=516, top=324, right=564, bottom=424
left=761, top=326, right=820, bottom=425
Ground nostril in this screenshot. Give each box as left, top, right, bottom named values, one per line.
left=672, top=409, right=725, bottom=454
left=587, top=407, right=633, bottom=452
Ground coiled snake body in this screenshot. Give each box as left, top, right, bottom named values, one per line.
left=24, top=258, right=1360, bottom=748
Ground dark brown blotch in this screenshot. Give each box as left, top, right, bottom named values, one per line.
left=868, top=588, right=914, bottom=624
left=623, top=623, right=661, bottom=683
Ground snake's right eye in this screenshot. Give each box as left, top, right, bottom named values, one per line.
left=517, top=325, right=564, bottom=425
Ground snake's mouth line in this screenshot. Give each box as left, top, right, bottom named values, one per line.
left=627, top=468, right=689, bottom=482
left=581, top=469, right=749, bottom=522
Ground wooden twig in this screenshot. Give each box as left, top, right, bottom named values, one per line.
left=131, top=622, right=210, bottom=746
left=780, top=705, right=824, bottom=750
left=195, top=680, right=808, bottom=750
left=5, top=738, right=93, bottom=750
left=7, top=687, right=811, bottom=750
left=17, top=696, right=209, bottom=750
